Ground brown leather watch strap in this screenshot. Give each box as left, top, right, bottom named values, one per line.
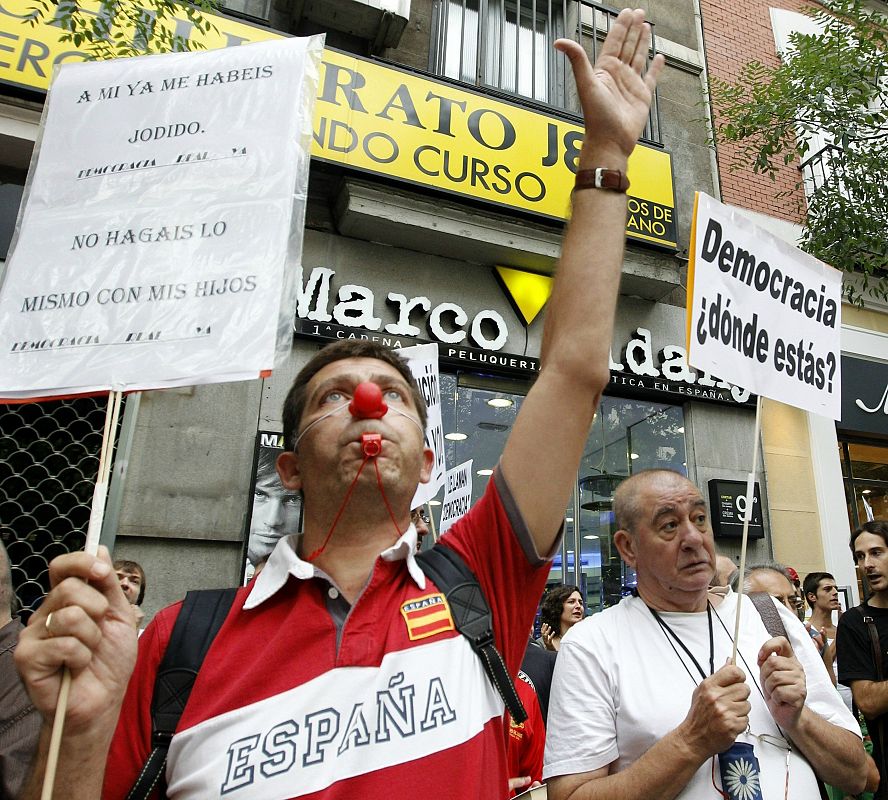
left=574, top=168, right=630, bottom=193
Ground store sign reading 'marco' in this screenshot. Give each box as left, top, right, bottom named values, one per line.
left=294, top=265, right=753, bottom=407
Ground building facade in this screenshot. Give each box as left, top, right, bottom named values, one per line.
left=700, top=0, right=888, bottom=603
left=0, top=0, right=820, bottom=621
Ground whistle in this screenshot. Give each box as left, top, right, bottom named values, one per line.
left=361, top=432, right=382, bottom=457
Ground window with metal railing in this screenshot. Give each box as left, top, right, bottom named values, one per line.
left=430, top=0, right=661, bottom=143
left=800, top=144, right=839, bottom=198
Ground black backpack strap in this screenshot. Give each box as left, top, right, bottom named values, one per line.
left=126, top=588, right=238, bottom=800
left=416, top=545, right=527, bottom=723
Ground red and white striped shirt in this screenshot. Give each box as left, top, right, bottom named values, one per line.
left=103, top=468, right=554, bottom=800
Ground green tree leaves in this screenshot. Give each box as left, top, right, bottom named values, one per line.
left=711, top=0, right=888, bottom=305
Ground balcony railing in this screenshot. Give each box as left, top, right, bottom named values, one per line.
left=430, top=0, right=662, bottom=144
left=799, top=143, right=840, bottom=198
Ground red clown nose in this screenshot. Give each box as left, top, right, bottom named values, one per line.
left=349, top=382, right=388, bottom=419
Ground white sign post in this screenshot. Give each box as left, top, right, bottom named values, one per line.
left=0, top=36, right=323, bottom=399
left=439, top=460, right=474, bottom=535
left=687, top=192, right=842, bottom=660
left=401, top=343, right=447, bottom=508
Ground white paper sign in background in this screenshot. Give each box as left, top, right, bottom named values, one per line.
left=687, top=193, right=842, bottom=419
left=439, top=460, right=473, bottom=535
left=401, top=343, right=446, bottom=508
left=0, top=36, right=323, bottom=399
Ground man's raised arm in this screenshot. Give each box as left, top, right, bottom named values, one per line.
left=500, top=8, right=664, bottom=553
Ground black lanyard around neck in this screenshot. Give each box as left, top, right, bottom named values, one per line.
left=647, top=601, right=715, bottom=684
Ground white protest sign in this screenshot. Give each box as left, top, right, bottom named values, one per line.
left=0, top=36, right=323, bottom=399
left=439, top=460, right=473, bottom=535
left=400, top=343, right=446, bottom=508
left=687, top=193, right=842, bottom=418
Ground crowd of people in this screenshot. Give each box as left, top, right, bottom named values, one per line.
left=0, top=9, right=885, bottom=800
left=501, top=512, right=888, bottom=800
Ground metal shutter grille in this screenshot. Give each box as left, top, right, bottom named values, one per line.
left=1, top=396, right=111, bottom=620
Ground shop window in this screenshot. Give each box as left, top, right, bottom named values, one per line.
left=432, top=373, right=686, bottom=614
left=570, top=398, right=686, bottom=612
left=436, top=372, right=525, bottom=512
left=839, top=440, right=888, bottom=529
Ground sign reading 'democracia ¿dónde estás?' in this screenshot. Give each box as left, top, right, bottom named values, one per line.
left=687, top=193, right=842, bottom=419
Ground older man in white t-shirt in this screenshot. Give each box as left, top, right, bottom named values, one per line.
left=544, top=469, right=866, bottom=800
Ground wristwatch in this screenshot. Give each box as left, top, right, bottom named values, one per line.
left=574, top=168, right=630, bottom=193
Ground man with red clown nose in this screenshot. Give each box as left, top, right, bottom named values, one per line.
left=16, top=10, right=665, bottom=800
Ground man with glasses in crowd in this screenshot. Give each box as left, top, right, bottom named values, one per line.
left=544, top=468, right=866, bottom=800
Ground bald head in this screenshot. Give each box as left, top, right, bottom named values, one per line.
left=713, top=555, right=737, bottom=587
left=743, top=566, right=797, bottom=613
left=612, top=469, right=715, bottom=612
left=613, top=469, right=699, bottom=533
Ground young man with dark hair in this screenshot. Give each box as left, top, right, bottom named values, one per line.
left=805, top=570, right=839, bottom=647
left=838, top=519, right=888, bottom=797
left=113, top=559, right=146, bottom=630
left=113, top=560, right=146, bottom=607
left=16, top=12, right=665, bottom=798
left=247, top=448, right=302, bottom=572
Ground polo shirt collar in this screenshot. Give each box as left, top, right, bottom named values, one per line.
left=244, top=524, right=426, bottom=609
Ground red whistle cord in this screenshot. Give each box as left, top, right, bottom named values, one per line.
left=373, top=457, right=402, bottom=536
left=304, top=437, right=403, bottom=563
left=305, top=453, right=372, bottom=562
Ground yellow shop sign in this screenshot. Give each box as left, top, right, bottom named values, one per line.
left=0, top=0, right=676, bottom=247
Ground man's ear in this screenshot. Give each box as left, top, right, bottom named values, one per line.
left=613, top=529, right=637, bottom=569
left=418, top=447, right=434, bottom=484
left=276, top=451, right=302, bottom=491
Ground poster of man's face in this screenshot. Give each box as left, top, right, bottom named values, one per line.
left=243, top=432, right=302, bottom=583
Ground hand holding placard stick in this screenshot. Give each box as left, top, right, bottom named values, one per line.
left=686, top=192, right=842, bottom=662
left=729, top=396, right=762, bottom=664
left=40, top=390, right=122, bottom=800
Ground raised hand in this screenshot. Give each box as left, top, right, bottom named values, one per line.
left=540, top=622, right=558, bottom=651
left=555, top=8, right=665, bottom=165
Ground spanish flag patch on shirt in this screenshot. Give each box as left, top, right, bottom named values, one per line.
left=400, top=593, right=455, bottom=641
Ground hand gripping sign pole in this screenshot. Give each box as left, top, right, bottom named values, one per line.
left=41, top=389, right=123, bottom=800
left=686, top=192, right=842, bottom=666
left=0, top=34, right=325, bottom=799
